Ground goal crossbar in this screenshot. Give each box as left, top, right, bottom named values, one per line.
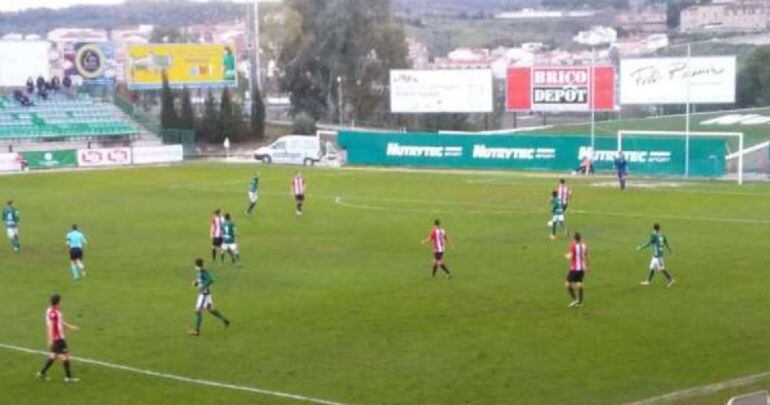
left=617, top=130, right=744, bottom=185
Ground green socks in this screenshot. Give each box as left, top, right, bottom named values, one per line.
left=195, top=312, right=202, bottom=332
left=211, top=310, right=228, bottom=323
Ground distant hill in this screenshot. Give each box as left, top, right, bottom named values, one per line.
left=0, top=0, right=245, bottom=36
left=393, top=0, right=537, bottom=13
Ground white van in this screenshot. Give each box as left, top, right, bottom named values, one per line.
left=253, top=135, right=322, bottom=166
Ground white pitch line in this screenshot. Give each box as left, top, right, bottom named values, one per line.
left=0, top=343, right=349, bottom=405
left=571, top=209, right=770, bottom=225
left=334, top=196, right=770, bottom=225
left=625, top=370, right=770, bottom=405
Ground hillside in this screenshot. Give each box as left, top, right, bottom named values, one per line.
left=0, top=0, right=246, bottom=36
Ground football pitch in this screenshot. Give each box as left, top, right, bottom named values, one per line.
left=1, top=163, right=769, bottom=405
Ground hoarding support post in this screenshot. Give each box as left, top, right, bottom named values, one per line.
left=590, top=47, right=596, bottom=150
left=685, top=44, right=692, bottom=179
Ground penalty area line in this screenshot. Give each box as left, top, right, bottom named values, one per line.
left=625, top=370, right=770, bottom=405
left=0, top=342, right=349, bottom=405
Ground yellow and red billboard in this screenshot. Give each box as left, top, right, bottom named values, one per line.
left=126, top=43, right=236, bottom=90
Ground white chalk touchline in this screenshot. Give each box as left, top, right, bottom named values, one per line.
left=333, top=196, right=770, bottom=225
left=625, top=370, right=770, bottom=405
left=0, top=342, right=349, bottom=405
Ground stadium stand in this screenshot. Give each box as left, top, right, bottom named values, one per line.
left=0, top=92, right=139, bottom=141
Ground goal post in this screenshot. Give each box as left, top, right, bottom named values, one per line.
left=617, top=130, right=744, bottom=185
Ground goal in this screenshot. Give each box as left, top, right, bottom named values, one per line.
left=726, top=140, right=769, bottom=179
left=316, top=130, right=344, bottom=167
left=617, top=130, right=745, bottom=185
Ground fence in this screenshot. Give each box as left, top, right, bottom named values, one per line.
left=338, top=130, right=727, bottom=178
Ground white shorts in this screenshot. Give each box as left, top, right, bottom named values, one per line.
left=248, top=191, right=258, bottom=203
left=552, top=214, right=565, bottom=223
left=6, top=227, right=18, bottom=239
left=222, top=243, right=238, bottom=253
left=196, top=294, right=213, bottom=310
left=650, top=257, right=665, bottom=270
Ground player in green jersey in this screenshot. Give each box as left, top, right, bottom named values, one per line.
left=3, top=200, right=20, bottom=252
left=245, top=173, right=259, bottom=215
left=221, top=213, right=240, bottom=264
left=637, top=223, right=676, bottom=287
left=189, top=258, right=230, bottom=336
left=548, top=191, right=566, bottom=241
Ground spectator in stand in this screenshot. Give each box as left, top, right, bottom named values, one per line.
left=51, top=76, right=61, bottom=92
left=36, top=76, right=46, bottom=93
left=13, top=90, right=32, bottom=107
left=62, top=75, right=74, bottom=99
left=26, top=77, right=35, bottom=94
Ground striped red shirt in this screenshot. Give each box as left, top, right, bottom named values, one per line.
left=430, top=227, right=447, bottom=253
left=293, top=176, right=305, bottom=195
left=570, top=242, right=588, bottom=271
left=46, top=306, right=64, bottom=341
left=210, top=215, right=224, bottom=238
left=556, top=184, right=571, bottom=204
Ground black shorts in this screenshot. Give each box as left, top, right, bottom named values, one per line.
left=212, top=237, right=223, bottom=247
left=566, top=270, right=585, bottom=283
left=51, top=339, right=68, bottom=355
left=295, top=194, right=305, bottom=202
left=434, top=251, right=444, bottom=261
left=69, top=248, right=83, bottom=261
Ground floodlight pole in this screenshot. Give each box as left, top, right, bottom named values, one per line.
left=685, top=43, right=692, bottom=179
left=337, top=76, right=343, bottom=127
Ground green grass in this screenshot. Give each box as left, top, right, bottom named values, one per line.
left=527, top=107, right=770, bottom=150
left=1, top=163, right=770, bottom=405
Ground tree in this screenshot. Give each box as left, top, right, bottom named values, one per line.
left=198, top=89, right=219, bottom=143
left=279, top=0, right=408, bottom=123
left=179, top=86, right=196, bottom=130
left=217, top=88, right=236, bottom=143
left=159, top=71, right=178, bottom=129
left=738, top=46, right=770, bottom=108
left=251, top=83, right=266, bottom=139
left=667, top=0, right=711, bottom=29
left=149, top=26, right=199, bottom=43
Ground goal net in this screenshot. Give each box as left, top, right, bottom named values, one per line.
left=726, top=141, right=769, bottom=179
left=616, top=130, right=745, bottom=184
left=316, top=130, right=345, bottom=167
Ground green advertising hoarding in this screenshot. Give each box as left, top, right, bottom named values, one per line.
left=338, top=131, right=726, bottom=177
left=22, top=150, right=78, bottom=170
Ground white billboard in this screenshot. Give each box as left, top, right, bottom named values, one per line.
left=390, top=69, right=493, bottom=113
left=77, top=147, right=132, bottom=167
left=132, top=145, right=184, bottom=164
left=0, top=41, right=50, bottom=86
left=0, top=153, right=22, bottom=172
left=620, top=57, right=736, bottom=105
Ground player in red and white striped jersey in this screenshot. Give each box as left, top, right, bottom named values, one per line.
left=292, top=172, right=306, bottom=215
left=210, top=209, right=225, bottom=263
left=421, top=219, right=452, bottom=278
left=564, top=233, right=590, bottom=308
left=555, top=179, right=572, bottom=211
left=37, top=294, right=80, bottom=382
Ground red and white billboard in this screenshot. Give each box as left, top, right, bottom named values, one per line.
left=77, top=147, right=132, bottom=167
left=506, top=66, right=615, bottom=112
